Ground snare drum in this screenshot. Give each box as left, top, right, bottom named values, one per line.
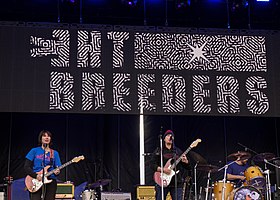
left=244, top=166, right=265, bottom=188
left=82, top=189, right=96, bottom=200
left=228, top=186, right=263, bottom=200
left=213, top=181, right=234, bottom=200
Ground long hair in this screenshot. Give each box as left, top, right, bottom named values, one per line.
left=38, top=130, right=53, bottom=146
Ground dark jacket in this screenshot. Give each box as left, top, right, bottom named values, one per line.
left=150, top=145, right=191, bottom=187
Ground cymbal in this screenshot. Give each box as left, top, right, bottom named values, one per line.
left=189, top=151, right=207, bottom=164
left=269, top=157, right=280, bottom=162
left=197, top=164, right=219, bottom=172
left=253, top=153, right=275, bottom=162
left=89, top=179, right=111, bottom=188
left=227, top=151, right=251, bottom=161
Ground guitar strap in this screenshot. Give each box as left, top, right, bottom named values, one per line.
left=50, top=149, right=54, bottom=166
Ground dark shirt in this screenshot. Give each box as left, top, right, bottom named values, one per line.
left=150, top=145, right=191, bottom=187
left=227, top=161, right=249, bottom=187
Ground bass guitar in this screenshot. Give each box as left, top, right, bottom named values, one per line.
left=153, top=139, right=201, bottom=187
left=25, top=155, right=84, bottom=193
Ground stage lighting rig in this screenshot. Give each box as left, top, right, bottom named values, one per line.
left=121, top=0, right=139, bottom=7
left=176, top=0, right=191, bottom=9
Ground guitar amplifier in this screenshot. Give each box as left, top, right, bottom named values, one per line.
left=136, top=186, right=171, bottom=200
left=55, top=183, right=74, bottom=199
left=101, top=192, right=131, bottom=200
left=0, top=192, right=4, bottom=200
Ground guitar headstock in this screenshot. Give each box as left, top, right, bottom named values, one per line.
left=72, top=155, right=85, bottom=163
left=190, top=139, right=202, bottom=148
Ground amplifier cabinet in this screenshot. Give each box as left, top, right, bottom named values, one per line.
left=101, top=192, right=131, bottom=200
left=0, top=192, right=4, bottom=200
left=136, top=186, right=171, bottom=200
left=55, top=183, right=74, bottom=199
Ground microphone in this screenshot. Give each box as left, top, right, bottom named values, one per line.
left=170, top=136, right=173, bottom=141
left=43, top=143, right=47, bottom=148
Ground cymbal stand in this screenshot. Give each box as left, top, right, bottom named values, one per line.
left=264, top=159, right=280, bottom=200
left=205, top=171, right=211, bottom=200
left=194, top=162, right=198, bottom=200
left=218, top=160, right=236, bottom=200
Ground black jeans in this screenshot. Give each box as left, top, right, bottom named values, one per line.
left=155, top=184, right=183, bottom=200
left=29, top=179, right=57, bottom=200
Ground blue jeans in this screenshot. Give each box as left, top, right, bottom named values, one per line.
left=155, top=184, right=183, bottom=200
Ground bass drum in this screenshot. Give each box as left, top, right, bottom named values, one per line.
left=213, top=181, right=234, bottom=200
left=82, top=189, right=97, bottom=200
left=229, top=186, right=263, bottom=200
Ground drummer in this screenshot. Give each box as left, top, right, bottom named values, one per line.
left=226, top=151, right=251, bottom=187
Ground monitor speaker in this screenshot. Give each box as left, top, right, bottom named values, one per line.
left=101, top=192, right=131, bottom=200
left=55, top=183, right=74, bottom=199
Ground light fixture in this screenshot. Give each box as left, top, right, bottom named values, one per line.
left=121, top=0, right=138, bottom=6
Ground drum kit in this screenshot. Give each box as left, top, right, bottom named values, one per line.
left=194, top=150, right=280, bottom=200
left=81, top=179, right=111, bottom=200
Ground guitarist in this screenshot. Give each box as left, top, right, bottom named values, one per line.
left=24, top=130, right=61, bottom=200
left=150, top=130, right=191, bottom=200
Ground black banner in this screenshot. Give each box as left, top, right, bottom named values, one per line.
left=1, top=23, right=280, bottom=116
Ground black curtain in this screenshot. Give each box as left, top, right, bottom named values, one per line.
left=0, top=112, right=279, bottom=198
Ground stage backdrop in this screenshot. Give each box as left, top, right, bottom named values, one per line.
left=0, top=113, right=279, bottom=199
left=1, top=22, right=280, bottom=116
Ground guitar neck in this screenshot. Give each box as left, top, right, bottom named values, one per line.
left=171, top=146, right=192, bottom=170
left=45, top=160, right=73, bottom=177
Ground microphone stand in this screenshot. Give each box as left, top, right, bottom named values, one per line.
left=160, top=135, right=164, bottom=200
left=42, top=144, right=47, bottom=200
left=237, top=143, right=258, bottom=155
left=217, top=160, right=236, bottom=200
left=205, top=170, right=211, bottom=200
left=173, top=138, right=178, bottom=200
left=194, top=162, right=198, bottom=200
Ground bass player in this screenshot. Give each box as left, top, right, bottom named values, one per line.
left=24, top=130, right=61, bottom=200
left=150, top=130, right=191, bottom=200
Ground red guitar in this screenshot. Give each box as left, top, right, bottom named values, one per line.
left=25, top=155, right=84, bottom=193
left=153, top=139, right=201, bottom=187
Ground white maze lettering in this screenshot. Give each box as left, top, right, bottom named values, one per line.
left=30, top=30, right=269, bottom=115
left=113, top=73, right=131, bottom=111
left=82, top=73, right=105, bottom=111
left=162, top=74, right=186, bottom=113
left=246, top=76, right=269, bottom=114
left=107, top=32, right=129, bottom=68
left=31, top=30, right=70, bottom=67
left=217, top=76, right=240, bottom=114
left=50, top=72, right=74, bottom=110
left=193, top=75, right=211, bottom=113
left=138, top=74, right=156, bottom=112
left=77, top=30, right=101, bottom=68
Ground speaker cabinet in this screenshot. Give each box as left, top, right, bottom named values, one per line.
left=55, top=183, right=74, bottom=199
left=101, top=192, right=131, bottom=200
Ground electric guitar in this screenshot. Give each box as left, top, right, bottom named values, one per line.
left=153, top=139, right=201, bottom=187
left=25, top=155, right=84, bottom=193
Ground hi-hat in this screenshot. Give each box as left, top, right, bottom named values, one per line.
left=227, top=151, right=251, bottom=161
left=253, top=153, right=275, bottom=162
left=89, top=179, right=111, bottom=188
left=197, top=164, right=219, bottom=172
